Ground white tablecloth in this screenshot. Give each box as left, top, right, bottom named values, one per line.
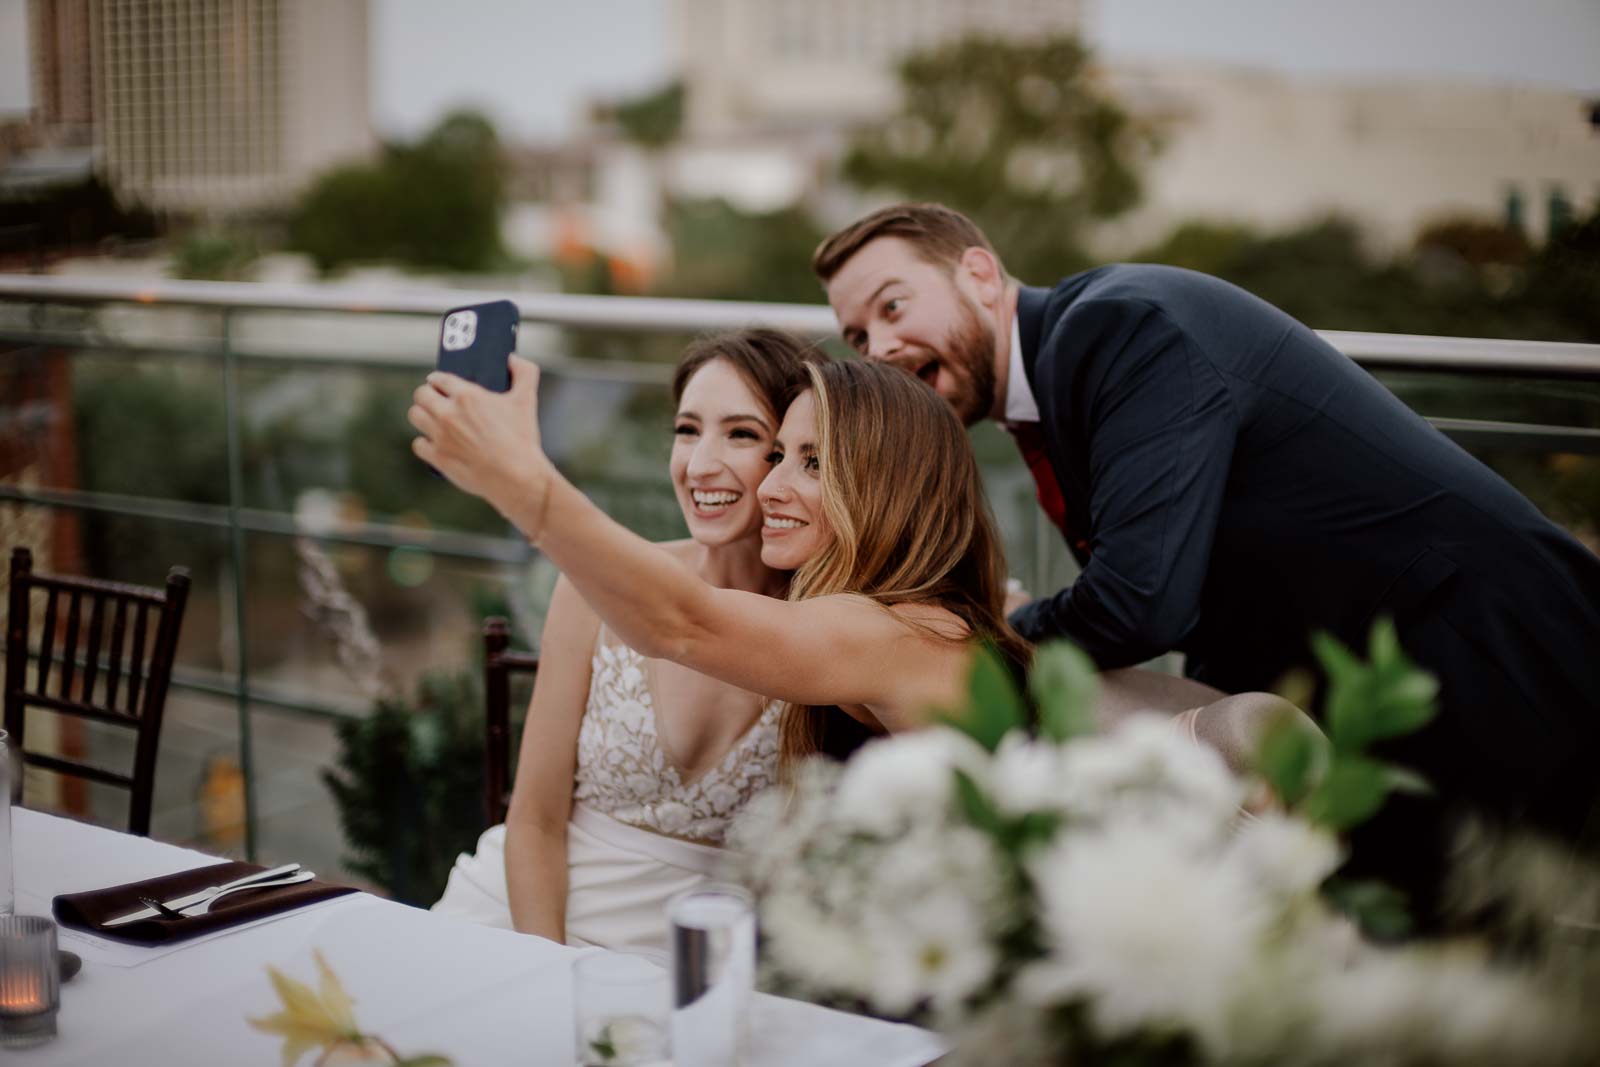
left=9, top=809, right=945, bottom=1066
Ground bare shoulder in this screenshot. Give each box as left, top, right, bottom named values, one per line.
left=886, top=600, right=972, bottom=644
left=801, top=594, right=972, bottom=648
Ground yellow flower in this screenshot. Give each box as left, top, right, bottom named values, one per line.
left=248, top=951, right=364, bottom=1067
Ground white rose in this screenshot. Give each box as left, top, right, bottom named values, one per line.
left=989, top=733, right=1068, bottom=816
left=1228, top=812, right=1342, bottom=900
left=1023, top=826, right=1272, bottom=1057
left=832, top=728, right=988, bottom=836
left=1057, top=715, right=1243, bottom=838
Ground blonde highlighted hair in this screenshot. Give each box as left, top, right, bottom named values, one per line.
left=778, top=360, right=1031, bottom=767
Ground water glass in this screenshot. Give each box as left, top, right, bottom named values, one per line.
left=572, top=952, right=670, bottom=1066
left=669, top=884, right=756, bottom=1067
left=0, top=916, right=59, bottom=1048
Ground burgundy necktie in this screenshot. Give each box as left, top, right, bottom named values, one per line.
left=1009, top=422, right=1089, bottom=557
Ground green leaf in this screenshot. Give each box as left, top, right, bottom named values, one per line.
left=1302, top=756, right=1390, bottom=831
left=1028, top=641, right=1099, bottom=742
left=1312, top=631, right=1369, bottom=751
left=1313, top=620, right=1439, bottom=753
left=1367, top=617, right=1402, bottom=671
left=938, top=643, right=1026, bottom=752
left=1255, top=715, right=1326, bottom=807
left=393, top=1057, right=454, bottom=1067
left=1311, top=630, right=1363, bottom=688
left=1322, top=877, right=1413, bottom=940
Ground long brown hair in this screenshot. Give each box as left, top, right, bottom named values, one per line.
left=779, top=360, right=1031, bottom=767
left=671, top=328, right=827, bottom=417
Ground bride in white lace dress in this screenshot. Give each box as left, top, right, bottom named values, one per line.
left=431, top=330, right=827, bottom=954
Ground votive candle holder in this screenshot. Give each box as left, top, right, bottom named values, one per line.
left=0, top=916, right=60, bottom=1048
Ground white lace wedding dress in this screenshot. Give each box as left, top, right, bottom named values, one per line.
left=432, top=626, right=780, bottom=956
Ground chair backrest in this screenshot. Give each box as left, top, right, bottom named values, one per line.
left=4, top=546, right=191, bottom=836
left=483, top=616, right=538, bottom=827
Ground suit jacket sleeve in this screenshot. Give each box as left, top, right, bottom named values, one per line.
left=1008, top=297, right=1238, bottom=668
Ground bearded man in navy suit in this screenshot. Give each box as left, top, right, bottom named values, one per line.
left=814, top=202, right=1600, bottom=869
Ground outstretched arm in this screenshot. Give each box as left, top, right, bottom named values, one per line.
left=409, top=357, right=968, bottom=725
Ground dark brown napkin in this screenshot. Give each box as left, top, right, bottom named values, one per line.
left=53, top=861, right=359, bottom=944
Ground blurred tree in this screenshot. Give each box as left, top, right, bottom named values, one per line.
left=1133, top=211, right=1600, bottom=344
left=170, top=228, right=260, bottom=280
left=73, top=364, right=229, bottom=583
left=288, top=110, right=507, bottom=274
left=841, top=35, right=1159, bottom=282
left=657, top=198, right=830, bottom=304
left=324, top=668, right=486, bottom=904
left=1135, top=217, right=1439, bottom=334
left=1413, top=217, right=1531, bottom=270
left=1514, top=205, right=1600, bottom=342
left=342, top=377, right=509, bottom=535
left=610, top=81, right=685, bottom=150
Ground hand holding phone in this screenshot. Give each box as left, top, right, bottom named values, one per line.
left=437, top=299, right=519, bottom=392
left=425, top=299, right=519, bottom=477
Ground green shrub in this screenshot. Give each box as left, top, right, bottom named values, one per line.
left=323, top=669, right=487, bottom=905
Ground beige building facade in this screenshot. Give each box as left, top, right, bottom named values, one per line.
left=662, top=0, right=1599, bottom=252
left=1103, top=62, right=1600, bottom=251
left=673, top=0, right=1087, bottom=136
left=27, top=0, right=373, bottom=214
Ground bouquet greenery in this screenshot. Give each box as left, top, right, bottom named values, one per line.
left=731, top=622, right=1598, bottom=1065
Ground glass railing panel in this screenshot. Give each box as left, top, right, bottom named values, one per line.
left=248, top=706, right=377, bottom=891
left=71, top=351, right=229, bottom=504
left=1376, top=370, right=1600, bottom=546
left=239, top=529, right=535, bottom=715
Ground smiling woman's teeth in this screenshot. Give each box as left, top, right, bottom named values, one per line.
left=764, top=516, right=805, bottom=529
left=692, top=490, right=740, bottom=509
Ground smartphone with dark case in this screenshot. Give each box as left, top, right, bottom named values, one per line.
left=426, top=299, right=519, bottom=477
left=437, top=299, right=518, bottom=392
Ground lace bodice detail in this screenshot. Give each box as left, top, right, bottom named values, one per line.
left=572, top=631, right=780, bottom=845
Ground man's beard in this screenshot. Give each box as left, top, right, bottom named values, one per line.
left=943, top=295, right=998, bottom=426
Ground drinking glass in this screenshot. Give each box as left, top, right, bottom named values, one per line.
left=0, top=915, right=59, bottom=1048
left=669, top=884, right=756, bottom=1067
left=572, top=952, right=670, bottom=1067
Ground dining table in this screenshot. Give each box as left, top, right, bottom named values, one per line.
left=8, top=808, right=947, bottom=1066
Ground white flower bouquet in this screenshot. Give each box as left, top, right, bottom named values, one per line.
left=732, top=624, right=1599, bottom=1065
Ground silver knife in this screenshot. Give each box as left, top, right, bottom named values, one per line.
left=102, top=863, right=303, bottom=927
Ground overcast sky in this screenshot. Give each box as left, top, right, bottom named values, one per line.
left=3, top=0, right=1597, bottom=140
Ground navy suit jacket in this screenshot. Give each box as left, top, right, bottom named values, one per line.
left=1007, top=265, right=1600, bottom=834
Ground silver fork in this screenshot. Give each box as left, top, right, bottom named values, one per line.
left=179, top=870, right=316, bottom=916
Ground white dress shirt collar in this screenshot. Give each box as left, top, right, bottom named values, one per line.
left=1003, top=309, right=1039, bottom=425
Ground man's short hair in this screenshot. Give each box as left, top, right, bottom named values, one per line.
left=811, top=202, right=1001, bottom=283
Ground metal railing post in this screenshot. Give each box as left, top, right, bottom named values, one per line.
left=218, top=307, right=259, bottom=859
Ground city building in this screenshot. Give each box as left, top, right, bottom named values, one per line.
left=1102, top=62, right=1600, bottom=251
left=25, top=0, right=374, bottom=215
left=672, top=0, right=1087, bottom=136
left=541, top=0, right=1599, bottom=264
